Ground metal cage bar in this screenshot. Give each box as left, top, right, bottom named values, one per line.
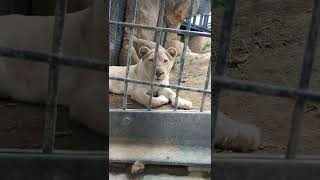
left=148, top=0, right=166, bottom=110
left=109, top=76, right=211, bottom=93
left=42, top=0, right=67, bottom=154
left=0, top=47, right=108, bottom=71
left=286, top=0, right=320, bottom=159
left=200, top=61, right=211, bottom=111
left=211, top=0, right=236, bottom=154
left=108, top=21, right=211, bottom=37
left=173, top=0, right=196, bottom=111
left=122, top=0, right=137, bottom=110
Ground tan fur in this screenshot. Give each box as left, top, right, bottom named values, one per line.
left=119, top=36, right=156, bottom=66
left=0, top=0, right=107, bottom=135
left=110, top=46, right=192, bottom=109
left=119, top=36, right=192, bottom=66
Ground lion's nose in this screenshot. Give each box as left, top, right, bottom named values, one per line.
left=156, top=70, right=164, bottom=77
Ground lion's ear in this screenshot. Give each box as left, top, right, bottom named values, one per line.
left=166, top=47, right=177, bottom=58
left=139, top=46, right=151, bottom=57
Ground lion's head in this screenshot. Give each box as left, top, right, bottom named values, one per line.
left=138, top=46, right=177, bottom=81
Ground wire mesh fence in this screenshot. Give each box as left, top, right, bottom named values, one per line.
left=108, top=0, right=126, bottom=65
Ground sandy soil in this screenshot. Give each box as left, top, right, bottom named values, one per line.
left=213, top=0, right=320, bottom=154
left=0, top=99, right=106, bottom=150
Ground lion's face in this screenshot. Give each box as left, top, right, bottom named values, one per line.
left=138, top=46, right=177, bottom=81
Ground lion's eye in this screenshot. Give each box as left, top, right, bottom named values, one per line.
left=164, top=59, right=169, bottom=63
left=148, top=59, right=153, bottom=63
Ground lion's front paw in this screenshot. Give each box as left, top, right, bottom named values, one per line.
left=173, top=98, right=193, bottom=110
left=158, top=95, right=169, bottom=105
left=216, top=123, right=261, bottom=152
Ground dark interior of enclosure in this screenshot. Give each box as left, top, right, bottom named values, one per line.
left=0, top=0, right=106, bottom=179
left=0, top=0, right=106, bottom=151
left=0, top=0, right=91, bottom=16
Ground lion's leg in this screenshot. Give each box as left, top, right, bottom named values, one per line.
left=158, top=88, right=192, bottom=110
left=215, top=112, right=261, bottom=152
left=68, top=71, right=107, bottom=135
left=131, top=88, right=169, bottom=108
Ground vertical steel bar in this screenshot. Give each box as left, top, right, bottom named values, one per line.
left=204, top=15, right=209, bottom=28
left=192, top=16, right=197, bottom=25
left=211, top=0, right=236, bottom=154
left=173, top=0, right=195, bottom=110
left=108, top=0, right=111, bottom=22
left=122, top=0, right=137, bottom=110
left=148, top=0, right=166, bottom=110
left=200, top=61, right=211, bottom=112
left=42, top=0, right=67, bottom=153
left=200, top=14, right=204, bottom=27
left=286, top=0, right=320, bottom=159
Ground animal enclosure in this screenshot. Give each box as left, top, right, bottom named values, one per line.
left=108, top=0, right=211, bottom=178
left=0, top=0, right=106, bottom=179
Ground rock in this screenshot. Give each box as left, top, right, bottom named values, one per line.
left=188, top=36, right=204, bottom=53
left=125, top=0, right=201, bottom=43
left=126, top=0, right=160, bottom=41
left=131, top=160, right=145, bottom=174
left=165, top=40, right=191, bottom=55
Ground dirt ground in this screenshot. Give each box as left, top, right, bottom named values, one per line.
left=214, top=0, right=320, bottom=154
left=0, top=99, right=106, bottom=150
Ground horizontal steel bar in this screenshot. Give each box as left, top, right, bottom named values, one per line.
left=0, top=46, right=107, bottom=71
left=214, top=153, right=320, bottom=160
left=109, top=21, right=211, bottom=37
left=110, top=143, right=211, bottom=166
left=109, top=108, right=210, bottom=113
left=109, top=173, right=209, bottom=179
left=0, top=153, right=105, bottom=180
left=213, top=76, right=320, bottom=102
left=0, top=149, right=106, bottom=155
left=109, top=76, right=211, bottom=93
left=109, top=109, right=210, bottom=166
left=214, top=156, right=320, bottom=180
left=109, top=109, right=211, bottom=147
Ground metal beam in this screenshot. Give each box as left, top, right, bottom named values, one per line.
left=0, top=153, right=105, bottom=180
